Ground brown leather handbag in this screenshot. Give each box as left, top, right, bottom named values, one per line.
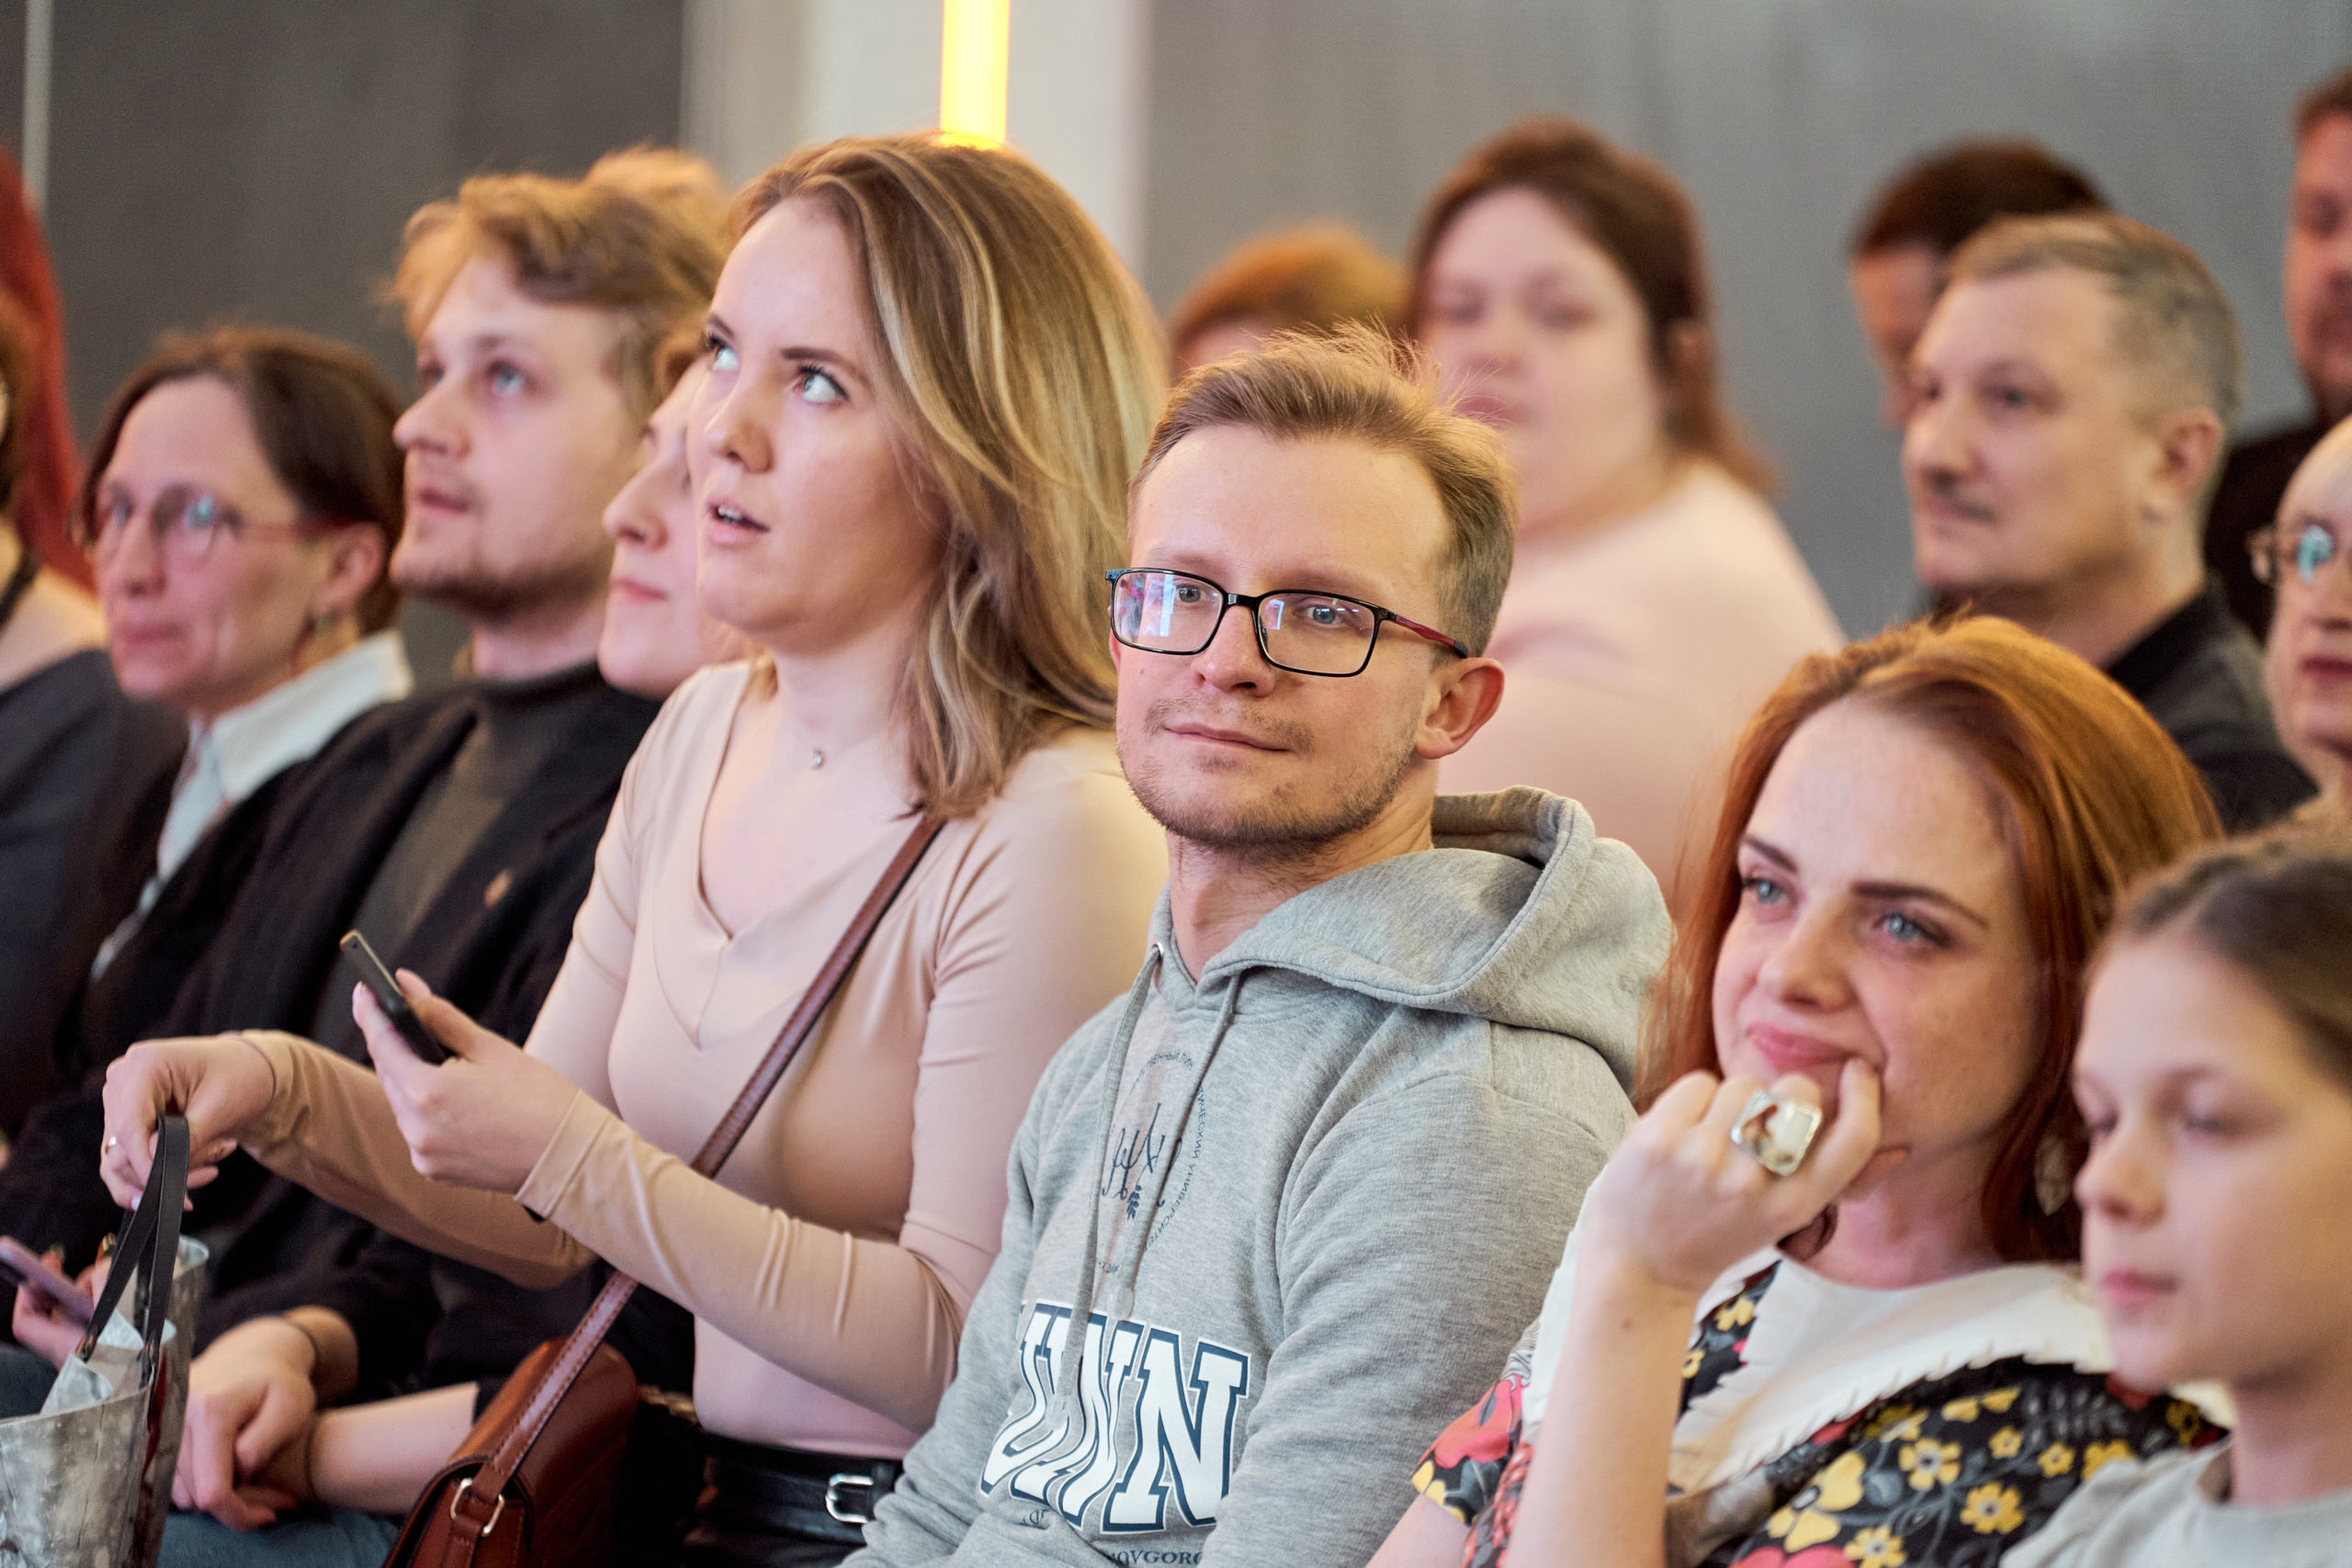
left=381, top=816, right=947, bottom=1568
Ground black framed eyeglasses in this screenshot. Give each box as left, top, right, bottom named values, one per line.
left=1106, top=567, right=1467, bottom=678
left=2249, top=520, right=2347, bottom=590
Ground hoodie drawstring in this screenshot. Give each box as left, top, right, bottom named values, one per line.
left=1024, top=946, right=1248, bottom=1537
left=1052, top=948, right=1162, bottom=1404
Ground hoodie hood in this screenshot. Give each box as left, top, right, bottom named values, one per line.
left=1183, top=785, right=1668, bottom=1090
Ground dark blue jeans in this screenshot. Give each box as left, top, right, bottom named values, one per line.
left=0, top=1340, right=54, bottom=1414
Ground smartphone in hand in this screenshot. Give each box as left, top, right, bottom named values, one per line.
left=338, top=931, right=452, bottom=1065
left=0, top=1236, right=94, bottom=1325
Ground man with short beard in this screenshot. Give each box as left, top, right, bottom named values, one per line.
left=0, top=152, right=724, bottom=1361
left=851, top=333, right=1670, bottom=1568
left=1905, top=210, right=2313, bottom=830
left=2208, top=66, right=2352, bottom=637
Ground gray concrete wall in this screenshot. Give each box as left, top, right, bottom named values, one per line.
left=1145, top=0, right=2352, bottom=637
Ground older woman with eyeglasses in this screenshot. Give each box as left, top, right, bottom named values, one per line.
left=0, top=329, right=407, bottom=1179
left=2259, top=415, right=2352, bottom=828
left=75, top=330, right=412, bottom=1046
left=0, top=296, right=187, bottom=1140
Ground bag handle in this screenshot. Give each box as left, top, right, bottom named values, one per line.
left=452, top=815, right=946, bottom=1526
left=74, top=1115, right=189, bottom=1369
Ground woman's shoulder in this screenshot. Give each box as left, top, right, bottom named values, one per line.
left=953, top=724, right=1163, bottom=886
left=631, top=660, right=757, bottom=766
left=983, top=725, right=1149, bottom=827
left=1660, top=465, right=1841, bottom=634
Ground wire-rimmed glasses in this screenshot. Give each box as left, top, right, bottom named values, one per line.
left=2249, top=519, right=2347, bottom=591
left=1106, top=567, right=1466, bottom=678
left=75, top=485, right=335, bottom=566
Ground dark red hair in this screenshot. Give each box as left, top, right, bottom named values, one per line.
left=0, top=149, right=81, bottom=589
left=1638, top=617, right=2219, bottom=1261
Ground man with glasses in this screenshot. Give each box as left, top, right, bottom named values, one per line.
left=1904, top=210, right=2314, bottom=829
left=2258, top=415, right=2352, bottom=823
left=853, top=333, right=1670, bottom=1568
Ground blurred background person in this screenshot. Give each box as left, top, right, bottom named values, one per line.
left=594, top=333, right=742, bottom=696
left=0, top=150, right=725, bottom=1325
left=0, top=295, right=183, bottom=1141
left=2260, top=413, right=2352, bottom=829
left=1847, top=138, right=2106, bottom=429
left=1906, top=210, right=2314, bottom=830
left=2210, top=66, right=2352, bottom=639
left=1166, top=221, right=1405, bottom=374
left=1415, top=116, right=1840, bottom=912
left=9, top=335, right=729, bottom=1567
left=0, top=145, right=85, bottom=591
left=62, top=327, right=409, bottom=1108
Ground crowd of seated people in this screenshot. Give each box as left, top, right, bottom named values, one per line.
left=0, top=53, right=2345, bottom=1568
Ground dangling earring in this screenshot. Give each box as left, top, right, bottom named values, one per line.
left=2035, top=1132, right=2074, bottom=1215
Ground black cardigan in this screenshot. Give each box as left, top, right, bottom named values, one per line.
left=0, top=664, right=659, bottom=1365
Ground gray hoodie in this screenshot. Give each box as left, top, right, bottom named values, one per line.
left=851, top=788, right=1671, bottom=1568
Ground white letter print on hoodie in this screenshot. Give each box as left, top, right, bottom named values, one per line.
left=981, top=1300, right=1252, bottom=1531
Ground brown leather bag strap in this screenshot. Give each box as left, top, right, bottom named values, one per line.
left=463, top=814, right=948, bottom=1506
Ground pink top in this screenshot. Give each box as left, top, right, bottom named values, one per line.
left=243, top=661, right=1167, bottom=1457
left=1442, top=464, right=1842, bottom=911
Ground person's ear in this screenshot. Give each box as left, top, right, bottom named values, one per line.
left=313, top=525, right=388, bottom=623
left=1414, top=656, right=1506, bottom=761
left=2144, top=406, right=2225, bottom=524
left=1662, top=320, right=1711, bottom=420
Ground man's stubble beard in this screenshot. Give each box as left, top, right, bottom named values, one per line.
left=1119, top=696, right=1421, bottom=858
left=393, top=534, right=613, bottom=624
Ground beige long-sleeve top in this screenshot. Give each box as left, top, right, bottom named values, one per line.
left=1442, top=463, right=1842, bottom=913
left=241, top=661, right=1167, bottom=1457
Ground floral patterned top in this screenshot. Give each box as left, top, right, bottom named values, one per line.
left=1410, top=1264, right=2220, bottom=1568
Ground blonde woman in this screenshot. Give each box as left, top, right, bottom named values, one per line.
left=103, top=134, right=1170, bottom=1565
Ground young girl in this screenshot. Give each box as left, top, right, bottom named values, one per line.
left=2012, top=831, right=2352, bottom=1565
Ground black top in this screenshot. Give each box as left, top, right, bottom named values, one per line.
left=0, top=649, right=182, bottom=1134
left=0, top=661, right=658, bottom=1376
left=2104, top=582, right=2316, bottom=831
left=2206, top=417, right=2329, bottom=639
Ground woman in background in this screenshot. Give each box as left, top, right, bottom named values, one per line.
left=1415, top=117, right=1841, bottom=912
left=0, top=323, right=403, bottom=1140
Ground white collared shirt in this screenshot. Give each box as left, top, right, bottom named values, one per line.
left=91, top=630, right=413, bottom=976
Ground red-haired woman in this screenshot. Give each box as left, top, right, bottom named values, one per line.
left=1372, top=617, right=2226, bottom=1568
left=1414, top=117, right=1841, bottom=914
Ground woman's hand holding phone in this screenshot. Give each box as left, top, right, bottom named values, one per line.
left=353, top=969, right=580, bottom=1193
left=9, top=1246, right=104, bottom=1367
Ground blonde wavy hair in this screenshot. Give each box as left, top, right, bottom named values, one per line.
left=733, top=133, right=1166, bottom=818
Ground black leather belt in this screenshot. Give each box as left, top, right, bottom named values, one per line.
left=689, top=1433, right=904, bottom=1554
